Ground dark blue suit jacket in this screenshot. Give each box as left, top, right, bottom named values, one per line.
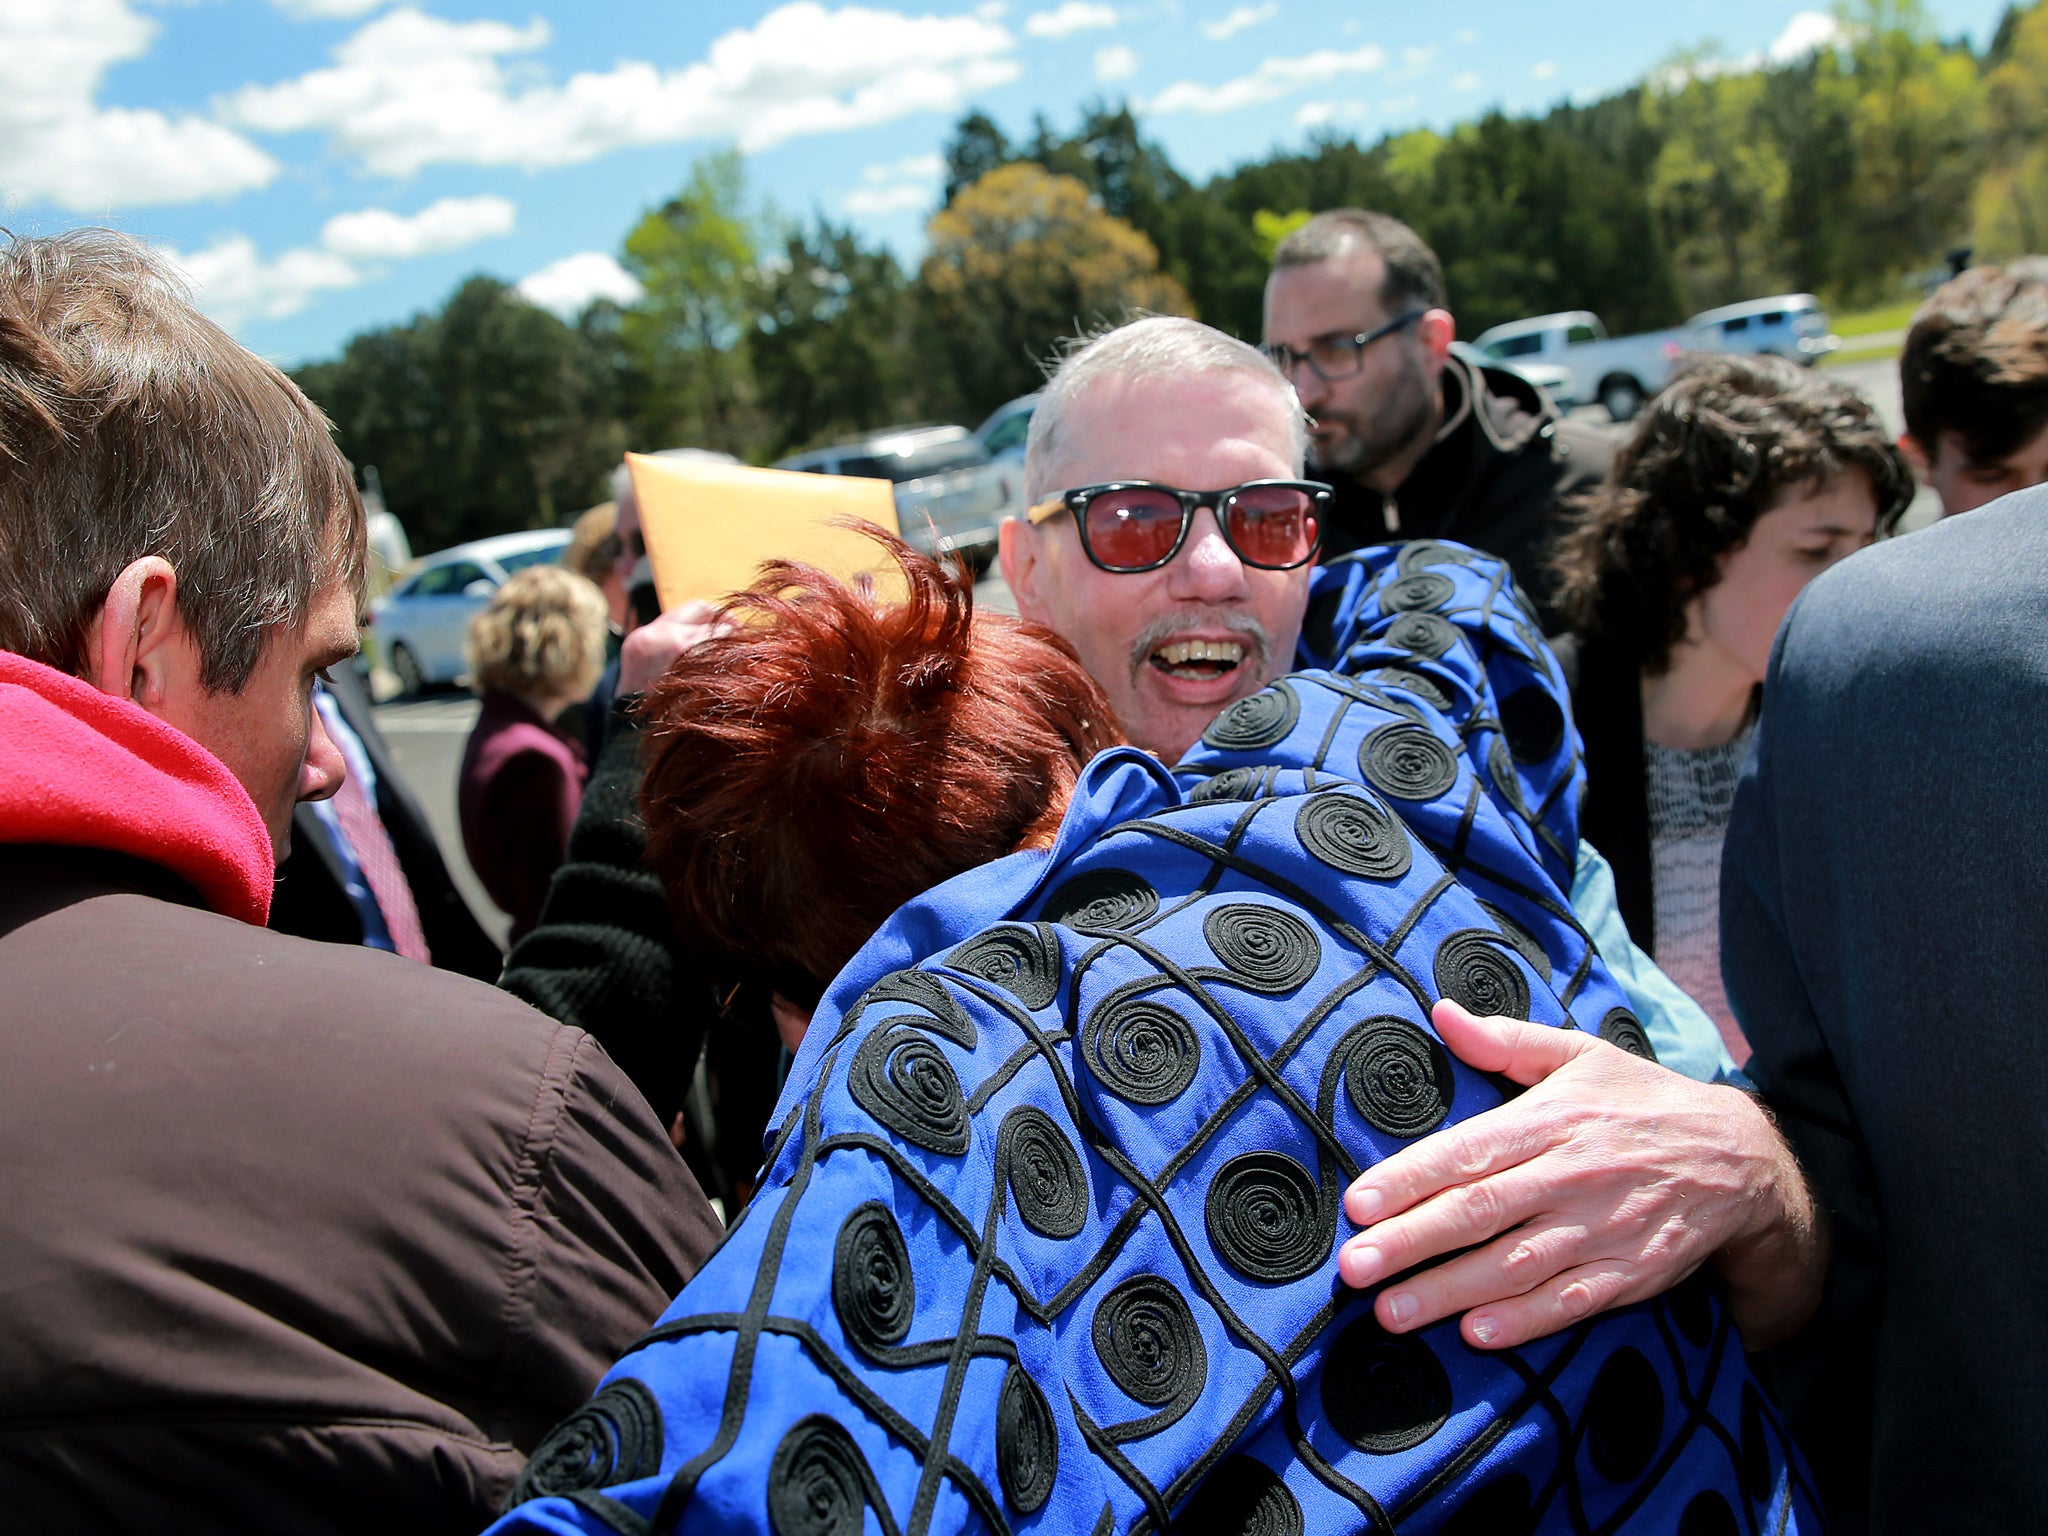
left=1723, top=488, right=2048, bottom=1535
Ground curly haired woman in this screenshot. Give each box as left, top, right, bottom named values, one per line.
left=1549, top=354, right=1912, bottom=1062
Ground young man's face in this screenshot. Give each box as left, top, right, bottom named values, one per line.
left=1000, top=371, right=1313, bottom=764
left=1906, top=420, right=2048, bottom=516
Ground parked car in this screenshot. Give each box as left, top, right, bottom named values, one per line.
left=1470, top=310, right=1692, bottom=422
left=774, top=425, right=1019, bottom=571
left=1686, top=294, right=1839, bottom=364
left=1448, top=340, right=1575, bottom=411
left=365, top=527, right=574, bottom=696
left=974, top=392, right=1039, bottom=465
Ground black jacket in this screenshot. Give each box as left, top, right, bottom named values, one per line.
left=1319, top=353, right=1615, bottom=626
left=1552, top=631, right=1656, bottom=950
left=269, top=663, right=503, bottom=981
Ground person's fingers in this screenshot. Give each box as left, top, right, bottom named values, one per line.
left=1342, top=1088, right=1564, bottom=1228
left=1455, top=1255, right=1682, bottom=1350
left=1337, top=1156, right=1567, bottom=1292
left=1429, top=997, right=1598, bottom=1085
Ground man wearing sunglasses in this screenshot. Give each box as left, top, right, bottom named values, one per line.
left=999, top=314, right=1819, bottom=1365
left=1262, top=209, right=1613, bottom=623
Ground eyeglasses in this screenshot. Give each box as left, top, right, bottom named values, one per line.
left=1026, top=480, right=1327, bottom=573
left=1262, top=310, right=1424, bottom=383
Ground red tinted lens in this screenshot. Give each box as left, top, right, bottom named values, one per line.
left=1224, top=486, right=1318, bottom=566
left=1082, top=488, right=1187, bottom=569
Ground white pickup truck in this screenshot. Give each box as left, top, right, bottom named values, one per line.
left=1470, top=311, right=1691, bottom=423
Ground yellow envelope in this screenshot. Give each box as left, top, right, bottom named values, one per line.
left=627, top=451, right=905, bottom=611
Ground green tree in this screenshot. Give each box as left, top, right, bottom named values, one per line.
left=294, top=277, right=626, bottom=551
left=620, top=148, right=766, bottom=456
left=918, top=162, right=1194, bottom=418
left=750, top=219, right=919, bottom=455
left=1647, top=63, right=1793, bottom=308
left=1973, top=0, right=2048, bottom=256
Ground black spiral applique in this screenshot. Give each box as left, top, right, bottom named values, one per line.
left=856, top=968, right=977, bottom=1047
left=832, top=1202, right=915, bottom=1353
left=1203, top=903, right=1321, bottom=993
left=1396, top=538, right=1477, bottom=573
left=1379, top=570, right=1455, bottom=613
left=1320, top=1314, right=1452, bottom=1454
left=1496, top=684, right=1566, bottom=764
left=1295, top=791, right=1413, bottom=881
left=1092, top=1275, right=1206, bottom=1415
left=1477, top=901, right=1552, bottom=983
left=1485, top=736, right=1534, bottom=821
left=995, top=1365, right=1058, bottom=1512
left=1042, top=868, right=1161, bottom=931
left=1598, top=1007, right=1658, bottom=1062
left=1189, top=766, right=1273, bottom=804
left=1369, top=665, right=1452, bottom=711
left=1433, top=929, right=1532, bottom=1021
left=998, top=1106, right=1089, bottom=1239
left=510, top=1379, right=663, bottom=1502
left=1082, top=994, right=1201, bottom=1106
left=1383, top=611, right=1458, bottom=662
left=849, top=1024, right=970, bottom=1154
left=944, top=924, right=1062, bottom=1011
left=1204, top=1151, right=1331, bottom=1283
left=1188, top=1455, right=1304, bottom=1535
left=1358, top=723, right=1461, bottom=802
left=766, top=1416, right=875, bottom=1536
left=1342, top=1016, right=1456, bottom=1138
left=1201, top=681, right=1300, bottom=752
left=1585, top=1346, right=1664, bottom=1482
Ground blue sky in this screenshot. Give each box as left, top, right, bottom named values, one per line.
left=0, top=0, right=2009, bottom=366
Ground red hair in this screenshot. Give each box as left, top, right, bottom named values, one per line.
left=639, top=530, right=1123, bottom=1004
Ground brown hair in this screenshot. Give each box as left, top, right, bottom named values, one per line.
left=465, top=564, right=609, bottom=701
left=0, top=229, right=365, bottom=692
left=1549, top=353, right=1912, bottom=673
left=562, top=501, right=620, bottom=584
left=1900, top=259, right=2048, bottom=463
left=639, top=530, right=1122, bottom=1005
left=1271, top=208, right=1447, bottom=315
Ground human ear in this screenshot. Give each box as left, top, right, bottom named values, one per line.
left=83, top=556, right=186, bottom=709
left=1899, top=432, right=1933, bottom=487
left=1417, top=308, right=1457, bottom=365
left=999, top=518, right=1051, bottom=625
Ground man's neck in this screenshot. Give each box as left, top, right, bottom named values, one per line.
left=1357, top=375, right=1446, bottom=497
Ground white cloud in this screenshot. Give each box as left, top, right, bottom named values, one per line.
left=0, top=0, right=278, bottom=209
left=1399, top=45, right=1438, bottom=75
left=1769, top=10, right=1845, bottom=62
left=1454, top=26, right=1479, bottom=45
left=844, top=151, right=944, bottom=217
left=1531, top=60, right=1557, bottom=80
left=1147, top=43, right=1386, bottom=115
left=165, top=235, right=360, bottom=330
left=163, top=193, right=516, bottom=331
left=1451, top=70, right=1481, bottom=92
left=270, top=0, right=393, bottom=17
left=1096, top=43, right=1139, bottom=80
left=1294, top=98, right=1369, bottom=129
left=976, top=1, right=1009, bottom=16
left=1380, top=92, right=1419, bottom=118
left=1200, top=3, right=1276, bottom=42
left=320, top=193, right=515, bottom=260
left=1024, top=2, right=1116, bottom=38
left=224, top=3, right=1020, bottom=177
left=516, top=251, right=644, bottom=318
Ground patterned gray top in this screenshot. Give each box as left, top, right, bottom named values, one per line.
left=1646, top=720, right=1756, bottom=1061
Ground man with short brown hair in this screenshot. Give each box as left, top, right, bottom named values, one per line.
left=1898, top=257, right=2048, bottom=514
left=0, top=230, right=719, bottom=1532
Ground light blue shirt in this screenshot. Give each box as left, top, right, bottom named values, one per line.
left=1571, top=837, right=1743, bottom=1086
left=309, top=684, right=399, bottom=953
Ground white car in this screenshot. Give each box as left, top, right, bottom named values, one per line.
left=775, top=425, right=1019, bottom=572
left=366, top=527, right=573, bottom=696
left=1471, top=310, right=1693, bottom=422
left=1686, top=294, right=1839, bottom=365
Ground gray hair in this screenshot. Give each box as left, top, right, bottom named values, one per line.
left=1272, top=208, right=1447, bottom=317
left=0, top=229, right=365, bottom=691
left=1024, top=316, right=1308, bottom=503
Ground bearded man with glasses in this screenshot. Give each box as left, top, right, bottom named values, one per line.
left=1262, top=209, right=1615, bottom=624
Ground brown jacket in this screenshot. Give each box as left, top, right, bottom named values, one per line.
left=0, top=847, right=720, bottom=1534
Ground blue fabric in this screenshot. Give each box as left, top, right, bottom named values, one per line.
left=491, top=542, right=1815, bottom=1536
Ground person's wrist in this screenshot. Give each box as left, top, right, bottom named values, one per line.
left=1706, top=1089, right=1822, bottom=1345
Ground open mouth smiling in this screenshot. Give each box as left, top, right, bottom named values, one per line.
left=1150, top=638, right=1247, bottom=681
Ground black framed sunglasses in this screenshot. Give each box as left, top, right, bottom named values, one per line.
left=1026, top=480, right=1328, bottom=573
left=1262, top=310, right=1424, bottom=382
